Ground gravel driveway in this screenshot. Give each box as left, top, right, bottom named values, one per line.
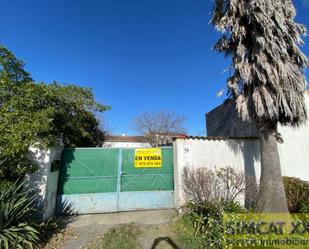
left=45, top=209, right=177, bottom=249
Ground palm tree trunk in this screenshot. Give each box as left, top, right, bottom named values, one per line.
left=256, top=124, right=289, bottom=213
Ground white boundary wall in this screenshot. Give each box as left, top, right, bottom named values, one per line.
left=173, top=138, right=261, bottom=207
left=173, top=116, right=309, bottom=208
left=27, top=145, right=63, bottom=220
left=277, top=91, right=309, bottom=181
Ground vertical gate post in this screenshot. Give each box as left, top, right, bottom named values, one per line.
left=116, top=148, right=123, bottom=212
left=27, top=140, right=64, bottom=220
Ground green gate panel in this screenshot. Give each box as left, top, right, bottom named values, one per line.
left=58, top=147, right=174, bottom=195
left=58, top=148, right=119, bottom=194
left=121, top=148, right=174, bottom=191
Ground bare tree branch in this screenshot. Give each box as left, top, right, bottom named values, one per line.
left=132, top=110, right=186, bottom=146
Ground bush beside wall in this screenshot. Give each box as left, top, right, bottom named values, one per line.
left=283, top=176, right=309, bottom=213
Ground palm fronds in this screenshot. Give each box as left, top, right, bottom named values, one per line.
left=212, top=0, right=308, bottom=127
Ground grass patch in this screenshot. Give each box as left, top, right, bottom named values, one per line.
left=84, top=223, right=141, bottom=249
left=102, top=224, right=141, bottom=249
left=82, top=217, right=206, bottom=249
left=173, top=214, right=206, bottom=249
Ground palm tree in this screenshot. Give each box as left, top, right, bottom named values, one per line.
left=212, top=0, right=308, bottom=212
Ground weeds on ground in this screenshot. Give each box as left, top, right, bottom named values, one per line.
left=36, top=202, right=77, bottom=248
left=36, top=217, right=65, bottom=247
left=173, top=215, right=206, bottom=249
left=83, top=223, right=141, bottom=249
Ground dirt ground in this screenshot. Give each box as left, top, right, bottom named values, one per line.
left=41, top=209, right=179, bottom=249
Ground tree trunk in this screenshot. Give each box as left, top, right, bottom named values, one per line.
left=256, top=125, right=289, bottom=213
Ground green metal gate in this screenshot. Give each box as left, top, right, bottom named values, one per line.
left=57, top=147, right=174, bottom=214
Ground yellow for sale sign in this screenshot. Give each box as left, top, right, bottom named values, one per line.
left=134, top=148, right=162, bottom=168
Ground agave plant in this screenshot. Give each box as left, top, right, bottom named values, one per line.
left=0, top=180, right=39, bottom=249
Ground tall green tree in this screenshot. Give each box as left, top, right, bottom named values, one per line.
left=212, top=0, right=308, bottom=212
left=0, top=46, right=32, bottom=83
left=0, top=46, right=109, bottom=181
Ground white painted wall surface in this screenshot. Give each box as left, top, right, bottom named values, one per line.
left=102, top=142, right=151, bottom=148
left=278, top=92, right=309, bottom=181
left=27, top=145, right=63, bottom=220
left=173, top=138, right=261, bottom=207
left=174, top=121, right=309, bottom=208
left=27, top=147, right=49, bottom=213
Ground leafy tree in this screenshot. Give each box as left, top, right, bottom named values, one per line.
left=39, top=82, right=109, bottom=147
left=0, top=46, right=109, bottom=181
left=212, top=1, right=308, bottom=212
left=0, top=46, right=32, bottom=83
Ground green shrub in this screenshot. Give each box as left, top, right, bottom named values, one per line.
left=181, top=200, right=245, bottom=249
left=283, top=176, right=309, bottom=213
left=0, top=180, right=39, bottom=249
left=175, top=214, right=207, bottom=249
left=0, top=180, right=12, bottom=191
left=181, top=166, right=247, bottom=248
